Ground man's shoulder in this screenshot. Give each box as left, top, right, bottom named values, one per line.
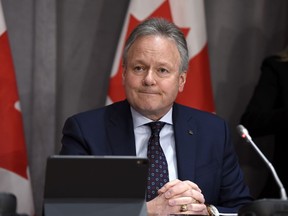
left=69, top=100, right=129, bottom=121
left=173, top=103, right=230, bottom=137
left=174, top=103, right=222, bottom=122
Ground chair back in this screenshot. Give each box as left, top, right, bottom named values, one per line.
left=0, top=193, right=17, bottom=215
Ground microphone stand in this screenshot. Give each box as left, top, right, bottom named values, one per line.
left=237, top=125, right=288, bottom=216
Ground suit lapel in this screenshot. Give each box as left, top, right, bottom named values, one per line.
left=105, top=101, right=199, bottom=180
left=173, top=103, right=198, bottom=181
left=106, top=100, right=136, bottom=155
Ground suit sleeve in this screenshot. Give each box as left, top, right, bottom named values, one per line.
left=60, top=116, right=91, bottom=155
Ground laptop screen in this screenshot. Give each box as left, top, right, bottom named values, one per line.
left=44, top=155, right=149, bottom=200
left=43, top=155, right=149, bottom=216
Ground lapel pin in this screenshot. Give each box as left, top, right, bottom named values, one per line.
left=188, top=130, right=193, bottom=135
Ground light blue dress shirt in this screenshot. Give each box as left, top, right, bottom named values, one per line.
left=131, top=107, right=178, bottom=181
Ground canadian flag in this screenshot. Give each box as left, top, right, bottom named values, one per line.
left=0, top=1, right=34, bottom=215
left=107, top=0, right=215, bottom=112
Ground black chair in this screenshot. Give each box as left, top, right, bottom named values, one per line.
left=0, top=193, right=28, bottom=216
left=0, top=192, right=17, bottom=216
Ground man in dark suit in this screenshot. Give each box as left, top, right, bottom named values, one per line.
left=60, top=18, right=252, bottom=215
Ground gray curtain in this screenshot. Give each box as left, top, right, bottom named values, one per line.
left=2, top=0, right=288, bottom=215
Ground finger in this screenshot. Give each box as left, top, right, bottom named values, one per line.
left=187, top=203, right=207, bottom=213
left=181, top=188, right=205, bottom=204
left=162, top=181, right=196, bottom=199
left=183, top=180, right=202, bottom=192
left=158, top=179, right=181, bottom=194
left=168, top=203, right=207, bottom=215
left=167, top=196, right=193, bottom=206
left=167, top=195, right=203, bottom=207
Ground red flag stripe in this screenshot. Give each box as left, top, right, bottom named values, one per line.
left=0, top=31, right=28, bottom=179
left=0, top=1, right=34, bottom=214
left=176, top=44, right=215, bottom=112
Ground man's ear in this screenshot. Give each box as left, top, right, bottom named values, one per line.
left=178, top=71, right=187, bottom=92
left=122, top=67, right=126, bottom=85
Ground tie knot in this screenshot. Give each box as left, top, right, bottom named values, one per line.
left=147, top=121, right=165, bottom=135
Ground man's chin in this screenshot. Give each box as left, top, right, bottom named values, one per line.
left=137, top=101, right=160, bottom=111
left=134, top=104, right=168, bottom=119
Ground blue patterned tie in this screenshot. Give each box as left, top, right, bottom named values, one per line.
left=146, top=121, right=169, bottom=201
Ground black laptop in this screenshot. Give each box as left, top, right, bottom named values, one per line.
left=43, top=155, right=149, bottom=216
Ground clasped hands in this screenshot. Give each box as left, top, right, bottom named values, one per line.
left=147, top=179, right=209, bottom=216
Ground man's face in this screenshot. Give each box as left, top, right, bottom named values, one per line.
left=123, top=35, right=186, bottom=120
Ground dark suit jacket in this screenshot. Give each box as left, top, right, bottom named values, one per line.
left=241, top=56, right=288, bottom=198
left=60, top=100, right=252, bottom=212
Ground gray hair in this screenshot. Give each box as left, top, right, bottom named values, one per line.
left=122, top=17, right=189, bottom=72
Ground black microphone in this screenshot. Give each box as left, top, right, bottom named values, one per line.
left=237, top=124, right=287, bottom=200
left=237, top=124, right=288, bottom=216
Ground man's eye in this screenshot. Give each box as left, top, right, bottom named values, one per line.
left=159, top=68, right=169, bottom=74
left=134, top=66, right=144, bottom=72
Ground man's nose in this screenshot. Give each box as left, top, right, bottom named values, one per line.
left=142, top=69, right=156, bottom=85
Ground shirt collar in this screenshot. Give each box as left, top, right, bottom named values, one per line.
left=130, top=106, right=173, bottom=128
